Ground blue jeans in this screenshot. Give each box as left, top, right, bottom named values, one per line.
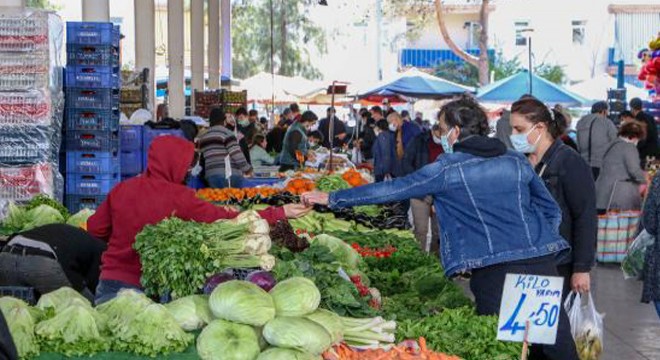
left=207, top=174, right=244, bottom=189
left=655, top=301, right=660, bottom=319
left=94, top=279, right=142, bottom=306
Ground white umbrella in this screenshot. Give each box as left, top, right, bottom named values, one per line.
left=569, top=74, right=649, bottom=102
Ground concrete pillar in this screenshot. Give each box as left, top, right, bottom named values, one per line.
left=167, top=0, right=185, bottom=118
left=190, top=0, right=205, bottom=112
left=0, top=0, right=25, bottom=8
left=134, top=0, right=156, bottom=115
left=208, top=0, right=220, bottom=89
left=220, top=0, right=231, bottom=80
left=82, top=0, right=110, bottom=22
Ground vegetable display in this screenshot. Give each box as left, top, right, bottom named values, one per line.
left=270, top=277, right=321, bottom=317
left=315, top=175, right=350, bottom=192
left=34, top=302, right=108, bottom=356
left=165, top=295, right=213, bottom=331
left=197, top=320, right=262, bottom=360
left=262, top=317, right=333, bottom=355
left=209, top=280, right=276, bottom=326
left=0, top=297, right=40, bottom=359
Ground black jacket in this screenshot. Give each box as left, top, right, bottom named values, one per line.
left=402, top=132, right=433, bottom=175
left=12, top=224, right=107, bottom=292
left=534, top=140, right=597, bottom=273
left=359, top=119, right=376, bottom=160
left=319, top=116, right=346, bottom=149
left=637, top=110, right=659, bottom=163
left=266, top=127, right=285, bottom=153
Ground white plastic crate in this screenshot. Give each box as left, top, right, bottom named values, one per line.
left=0, top=12, right=49, bottom=52
left=0, top=90, right=51, bottom=125
left=0, top=163, right=54, bottom=203
left=0, top=52, right=49, bottom=91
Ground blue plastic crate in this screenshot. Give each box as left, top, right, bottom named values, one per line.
left=120, top=125, right=143, bottom=151
left=0, top=125, right=51, bottom=164
left=65, top=66, right=120, bottom=89
left=120, top=150, right=142, bottom=175
left=0, top=287, right=35, bottom=305
left=142, top=127, right=185, bottom=168
left=66, top=151, right=119, bottom=174
left=66, top=172, right=119, bottom=195
left=66, top=108, right=120, bottom=131
left=65, top=194, right=106, bottom=213
left=65, top=88, right=119, bottom=110
left=65, top=130, right=119, bottom=152
left=66, top=22, right=120, bottom=46
left=67, top=44, right=119, bottom=67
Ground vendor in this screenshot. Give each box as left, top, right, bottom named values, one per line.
left=88, top=136, right=311, bottom=305
left=279, top=111, right=318, bottom=172
left=301, top=96, right=578, bottom=360
left=249, top=134, right=276, bottom=167
left=0, top=224, right=106, bottom=299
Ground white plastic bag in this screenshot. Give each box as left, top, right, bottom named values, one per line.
left=622, top=230, right=655, bottom=280
left=564, top=292, right=604, bottom=360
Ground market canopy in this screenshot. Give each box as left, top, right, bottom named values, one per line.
left=239, top=72, right=322, bottom=104
left=358, top=68, right=474, bottom=100
left=477, top=70, right=588, bottom=106
left=568, top=73, right=649, bottom=103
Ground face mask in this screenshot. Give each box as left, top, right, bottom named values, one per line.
left=238, top=118, right=249, bottom=127
left=440, top=128, right=455, bottom=154
left=510, top=126, right=541, bottom=154
left=310, top=122, right=319, bottom=131
left=432, top=135, right=443, bottom=145
left=388, top=123, right=397, bottom=132
left=309, top=141, right=317, bottom=148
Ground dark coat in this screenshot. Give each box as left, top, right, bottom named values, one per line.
left=403, top=131, right=433, bottom=175
left=643, top=174, right=660, bottom=302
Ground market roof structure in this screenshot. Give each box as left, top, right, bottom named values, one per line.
left=359, top=68, right=474, bottom=100
left=477, top=70, right=589, bottom=106
left=239, top=72, right=322, bottom=104
left=568, top=73, right=649, bottom=103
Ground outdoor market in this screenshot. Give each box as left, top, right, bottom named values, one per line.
left=0, top=0, right=659, bottom=360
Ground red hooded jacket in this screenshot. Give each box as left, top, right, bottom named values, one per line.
left=87, top=136, right=285, bottom=287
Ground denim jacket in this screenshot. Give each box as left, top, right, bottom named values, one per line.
left=329, top=136, right=569, bottom=276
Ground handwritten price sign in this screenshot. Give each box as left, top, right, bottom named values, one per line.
left=497, top=274, right=564, bottom=345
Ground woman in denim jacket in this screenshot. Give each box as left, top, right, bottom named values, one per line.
left=302, top=96, right=577, bottom=360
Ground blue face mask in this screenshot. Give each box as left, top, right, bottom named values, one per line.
left=510, top=126, right=540, bottom=154
left=440, top=128, right=455, bottom=154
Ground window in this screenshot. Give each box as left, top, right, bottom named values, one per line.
left=515, top=21, right=530, bottom=46
left=572, top=20, right=586, bottom=45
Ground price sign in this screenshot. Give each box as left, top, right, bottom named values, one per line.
left=497, top=274, right=564, bottom=345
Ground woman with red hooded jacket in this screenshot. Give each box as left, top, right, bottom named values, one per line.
left=87, top=136, right=310, bottom=305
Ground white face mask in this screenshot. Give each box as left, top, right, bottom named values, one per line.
left=310, top=122, right=319, bottom=131
left=432, top=134, right=443, bottom=145
left=388, top=123, right=397, bottom=132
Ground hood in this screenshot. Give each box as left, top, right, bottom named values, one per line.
left=454, top=136, right=507, bottom=158
left=145, top=136, right=195, bottom=183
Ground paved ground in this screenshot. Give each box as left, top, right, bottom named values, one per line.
left=593, top=264, right=660, bottom=360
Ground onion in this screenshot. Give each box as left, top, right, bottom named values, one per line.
left=246, top=271, right=276, bottom=292
left=203, top=272, right=234, bottom=295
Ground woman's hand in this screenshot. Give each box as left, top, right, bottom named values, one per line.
left=282, top=204, right=313, bottom=218
left=571, top=272, right=591, bottom=293
left=300, top=191, right=330, bottom=206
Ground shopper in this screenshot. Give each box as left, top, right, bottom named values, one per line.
left=402, top=124, right=445, bottom=254
left=290, top=103, right=302, bottom=123
left=510, top=98, right=597, bottom=300
left=301, top=96, right=577, bottom=360
left=495, top=110, right=514, bottom=149
left=200, top=107, right=253, bottom=189
left=279, top=111, right=318, bottom=171
left=576, top=101, right=618, bottom=179
left=372, top=119, right=396, bottom=182
left=388, top=110, right=421, bottom=151
left=308, top=131, right=324, bottom=150
left=631, top=97, right=659, bottom=167
left=266, top=118, right=287, bottom=154
left=88, top=136, right=311, bottom=305
left=642, top=174, right=660, bottom=319
left=595, top=122, right=647, bottom=212
left=249, top=133, right=276, bottom=167
left=553, top=104, right=578, bottom=151
left=414, top=111, right=424, bottom=128
left=357, top=109, right=376, bottom=162
left=318, top=107, right=347, bottom=149
left=0, top=224, right=106, bottom=299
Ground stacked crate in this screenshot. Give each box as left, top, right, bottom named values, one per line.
left=64, top=22, right=121, bottom=213
left=0, top=11, right=64, bottom=215
left=119, top=68, right=149, bottom=118
left=193, top=89, right=247, bottom=119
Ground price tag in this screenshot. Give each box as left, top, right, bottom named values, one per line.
left=497, top=274, right=564, bottom=345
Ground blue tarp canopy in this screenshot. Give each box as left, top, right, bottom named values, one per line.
left=359, top=68, right=474, bottom=100
left=477, top=70, right=588, bottom=106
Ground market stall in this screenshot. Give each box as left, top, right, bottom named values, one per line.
left=0, top=168, right=523, bottom=360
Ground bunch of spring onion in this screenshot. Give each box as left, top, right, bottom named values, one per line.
left=340, top=316, right=396, bottom=349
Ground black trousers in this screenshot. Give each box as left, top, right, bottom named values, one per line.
left=591, top=167, right=600, bottom=181
left=470, top=257, right=579, bottom=360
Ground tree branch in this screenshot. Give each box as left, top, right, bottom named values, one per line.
left=434, top=0, right=478, bottom=67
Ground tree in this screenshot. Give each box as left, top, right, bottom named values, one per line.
left=535, top=64, right=566, bottom=85
left=434, top=52, right=520, bottom=87
left=26, top=0, right=60, bottom=10
left=387, top=0, right=492, bottom=86
left=232, top=0, right=326, bottom=80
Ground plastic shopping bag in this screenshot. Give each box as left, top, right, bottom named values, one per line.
left=622, top=230, right=655, bottom=280
left=564, top=292, right=604, bottom=360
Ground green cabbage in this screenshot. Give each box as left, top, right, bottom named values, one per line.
left=209, top=280, right=275, bottom=326
left=111, top=303, right=193, bottom=356
left=257, top=347, right=320, bottom=360
left=262, top=317, right=333, bottom=355
left=311, top=234, right=362, bottom=270
left=0, top=297, right=40, bottom=358
left=269, top=277, right=320, bottom=317
left=34, top=302, right=108, bottom=356
left=36, top=287, right=91, bottom=317
left=305, top=309, right=343, bottom=344
left=2, top=202, right=29, bottom=232
left=0, top=296, right=41, bottom=321
left=96, top=289, right=153, bottom=329
left=21, top=204, right=65, bottom=231
left=165, top=295, right=212, bottom=331
left=66, top=208, right=95, bottom=228
left=197, top=319, right=261, bottom=360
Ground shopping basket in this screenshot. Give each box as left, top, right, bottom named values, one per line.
left=596, top=181, right=642, bottom=263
